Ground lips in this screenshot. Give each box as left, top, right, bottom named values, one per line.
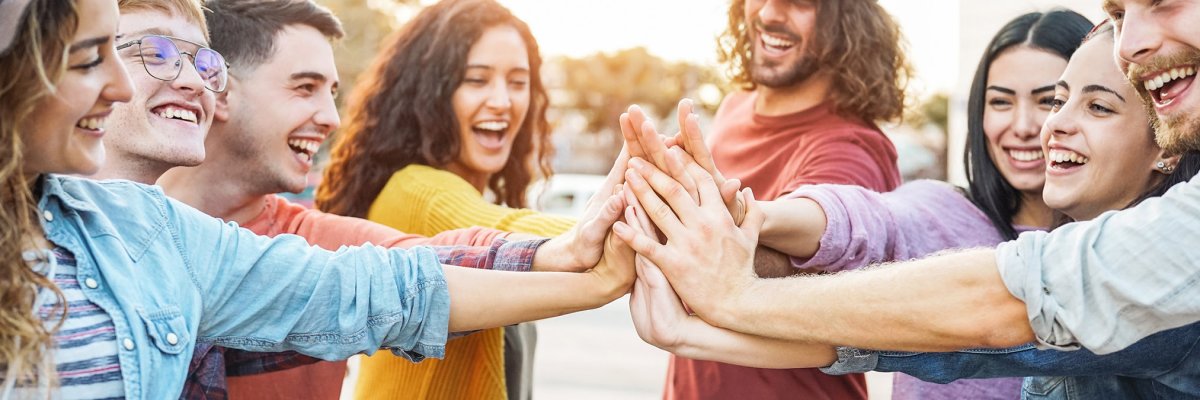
left=472, top=120, right=509, bottom=151
left=151, top=103, right=201, bottom=125
left=287, top=137, right=322, bottom=163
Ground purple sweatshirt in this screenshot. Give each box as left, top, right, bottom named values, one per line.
left=784, top=180, right=1033, bottom=400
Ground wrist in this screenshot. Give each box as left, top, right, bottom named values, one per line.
left=531, top=236, right=568, bottom=272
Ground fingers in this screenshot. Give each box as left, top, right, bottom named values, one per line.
left=679, top=112, right=725, bottom=186
left=638, top=120, right=672, bottom=173
left=626, top=159, right=695, bottom=234
left=739, top=188, right=765, bottom=242
left=664, top=147, right=700, bottom=204
left=674, top=148, right=723, bottom=212
left=720, top=179, right=747, bottom=226
left=620, top=111, right=646, bottom=159
left=613, top=220, right=666, bottom=262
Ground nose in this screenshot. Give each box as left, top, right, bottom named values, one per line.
left=172, top=54, right=207, bottom=96
left=758, top=0, right=787, bottom=26
left=485, top=80, right=512, bottom=111
left=106, top=50, right=135, bottom=104
left=315, top=91, right=340, bottom=133
left=1012, top=102, right=1043, bottom=140
left=1116, top=10, right=1163, bottom=67
left=1042, top=101, right=1078, bottom=140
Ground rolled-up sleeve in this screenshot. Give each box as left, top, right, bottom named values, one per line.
left=996, top=177, right=1200, bottom=355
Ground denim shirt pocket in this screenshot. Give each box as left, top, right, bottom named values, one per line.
left=138, top=306, right=191, bottom=355
left=1023, top=376, right=1075, bottom=400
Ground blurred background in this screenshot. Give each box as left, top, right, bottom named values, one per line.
left=300, top=0, right=1108, bottom=398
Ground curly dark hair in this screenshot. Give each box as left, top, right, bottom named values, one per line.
left=716, top=0, right=912, bottom=122
left=315, top=0, right=552, bottom=218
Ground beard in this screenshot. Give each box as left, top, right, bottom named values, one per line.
left=748, top=22, right=820, bottom=88
left=1125, top=49, right=1200, bottom=154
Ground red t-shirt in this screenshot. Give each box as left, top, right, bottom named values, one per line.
left=667, top=91, right=901, bottom=400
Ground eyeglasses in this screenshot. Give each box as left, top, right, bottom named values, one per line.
left=116, top=35, right=229, bottom=93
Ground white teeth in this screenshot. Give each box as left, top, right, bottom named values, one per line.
left=761, top=33, right=795, bottom=48
left=157, top=106, right=198, bottom=124
left=1007, top=149, right=1044, bottom=162
left=473, top=121, right=508, bottom=132
left=76, top=116, right=106, bottom=130
left=287, top=139, right=322, bottom=156
left=1048, top=149, right=1088, bottom=165
left=1144, top=65, right=1197, bottom=91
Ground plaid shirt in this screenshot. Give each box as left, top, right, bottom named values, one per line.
left=180, top=238, right=547, bottom=400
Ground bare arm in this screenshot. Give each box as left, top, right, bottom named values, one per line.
left=446, top=230, right=635, bottom=332
left=614, top=155, right=1034, bottom=352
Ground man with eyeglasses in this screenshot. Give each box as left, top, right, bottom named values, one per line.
left=88, top=1, right=629, bottom=399
left=92, top=0, right=224, bottom=183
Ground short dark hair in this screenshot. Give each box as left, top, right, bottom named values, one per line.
left=204, top=0, right=344, bottom=74
left=963, top=10, right=1092, bottom=240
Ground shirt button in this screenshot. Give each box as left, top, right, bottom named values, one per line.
left=122, top=338, right=135, bottom=351
left=83, top=278, right=98, bottom=289
left=42, top=210, right=54, bottom=222
left=1043, top=287, right=1051, bottom=295
left=166, top=333, right=179, bottom=345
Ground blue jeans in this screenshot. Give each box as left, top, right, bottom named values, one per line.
left=822, top=322, right=1200, bottom=399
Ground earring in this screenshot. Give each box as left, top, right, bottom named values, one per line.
left=1164, top=165, right=1176, bottom=174
left=1157, top=161, right=1166, bottom=169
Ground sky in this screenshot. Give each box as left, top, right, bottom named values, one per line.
left=494, top=0, right=961, bottom=95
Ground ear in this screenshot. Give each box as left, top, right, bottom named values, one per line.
left=213, top=79, right=233, bottom=123
left=1154, top=150, right=1182, bottom=175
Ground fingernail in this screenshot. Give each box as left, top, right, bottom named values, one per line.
left=613, top=222, right=631, bottom=236
left=629, top=157, right=646, bottom=169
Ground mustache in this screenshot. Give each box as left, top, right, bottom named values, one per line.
left=1125, top=49, right=1200, bottom=93
left=752, top=19, right=801, bottom=43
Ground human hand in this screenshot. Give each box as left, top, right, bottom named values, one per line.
left=613, top=154, right=765, bottom=323
left=621, top=100, right=746, bottom=225
left=533, top=152, right=630, bottom=272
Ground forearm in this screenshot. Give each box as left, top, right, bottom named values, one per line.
left=757, top=198, right=826, bottom=258
left=442, top=266, right=621, bottom=332
left=674, top=316, right=837, bottom=369
left=716, top=248, right=1034, bottom=351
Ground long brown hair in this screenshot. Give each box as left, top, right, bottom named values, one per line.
left=0, top=0, right=76, bottom=389
left=316, top=0, right=552, bottom=218
left=717, top=0, right=911, bottom=122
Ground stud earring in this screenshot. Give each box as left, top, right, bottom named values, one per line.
left=1157, top=161, right=1166, bottom=169
left=1164, top=165, right=1176, bottom=174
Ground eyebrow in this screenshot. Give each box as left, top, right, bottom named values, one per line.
left=1083, top=84, right=1127, bottom=102
left=117, top=27, right=171, bottom=41
left=465, top=64, right=530, bottom=72
left=290, top=71, right=329, bottom=83
left=69, top=36, right=111, bottom=53
left=1031, top=84, right=1055, bottom=94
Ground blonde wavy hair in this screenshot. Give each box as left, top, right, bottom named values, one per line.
left=717, top=0, right=912, bottom=123
left=0, top=0, right=76, bottom=391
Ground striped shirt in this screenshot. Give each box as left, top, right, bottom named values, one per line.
left=6, top=247, right=125, bottom=399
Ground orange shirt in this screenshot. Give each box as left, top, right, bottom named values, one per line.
left=668, top=91, right=901, bottom=400
left=224, top=194, right=507, bottom=400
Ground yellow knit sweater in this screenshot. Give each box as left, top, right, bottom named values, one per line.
left=355, top=164, right=575, bottom=400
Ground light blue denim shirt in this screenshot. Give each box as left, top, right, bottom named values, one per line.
left=996, top=174, right=1200, bottom=355
left=35, top=175, right=450, bottom=399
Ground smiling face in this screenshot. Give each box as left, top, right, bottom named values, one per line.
left=1042, top=34, right=1165, bottom=221
left=982, top=46, right=1067, bottom=195
left=1107, top=0, right=1200, bottom=154
left=215, top=25, right=339, bottom=195
left=743, top=0, right=819, bottom=88
left=445, top=24, right=531, bottom=190
left=100, top=9, right=215, bottom=182
left=22, top=0, right=134, bottom=176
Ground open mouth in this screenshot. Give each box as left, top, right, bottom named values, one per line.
left=1047, top=148, right=1089, bottom=171
left=1143, top=65, right=1196, bottom=108
left=76, top=115, right=108, bottom=132
left=152, top=104, right=200, bottom=125
left=759, top=31, right=796, bottom=53
left=287, top=138, right=321, bottom=164
left=472, top=120, right=509, bottom=150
